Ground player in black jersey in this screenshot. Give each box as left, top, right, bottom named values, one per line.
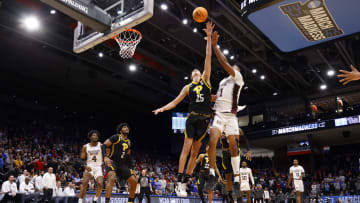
left=153, top=22, right=215, bottom=196
left=195, top=145, right=222, bottom=203
left=220, top=128, right=251, bottom=200
left=102, top=123, right=137, bottom=203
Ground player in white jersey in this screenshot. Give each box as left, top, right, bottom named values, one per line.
left=78, top=130, right=104, bottom=203
left=206, top=31, right=244, bottom=197
left=239, top=161, right=254, bottom=203
left=288, top=159, right=305, bottom=203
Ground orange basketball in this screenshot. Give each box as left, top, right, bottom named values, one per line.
left=192, top=7, right=208, bottom=23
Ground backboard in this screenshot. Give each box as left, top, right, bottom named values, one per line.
left=41, top=0, right=153, bottom=53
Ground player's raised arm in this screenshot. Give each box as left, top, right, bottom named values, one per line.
left=337, top=65, right=360, bottom=85
left=102, top=135, right=119, bottom=166
left=152, top=85, right=188, bottom=115
left=202, top=21, right=215, bottom=85
left=211, top=31, right=236, bottom=77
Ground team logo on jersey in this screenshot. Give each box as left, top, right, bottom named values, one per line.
left=280, top=0, right=343, bottom=41
left=193, top=85, right=203, bottom=95
left=122, top=143, right=128, bottom=151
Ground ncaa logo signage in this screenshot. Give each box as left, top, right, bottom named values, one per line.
left=280, top=0, right=343, bottom=41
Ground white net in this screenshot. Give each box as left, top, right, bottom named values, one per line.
left=113, top=29, right=142, bottom=59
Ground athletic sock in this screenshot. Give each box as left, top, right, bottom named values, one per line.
left=184, top=174, right=191, bottom=183
left=94, top=196, right=99, bottom=201
left=78, top=199, right=83, bottom=203
left=209, top=168, right=215, bottom=176
left=231, top=156, right=240, bottom=182
left=105, top=198, right=110, bottom=203
left=177, top=173, right=184, bottom=182
left=128, top=197, right=134, bottom=203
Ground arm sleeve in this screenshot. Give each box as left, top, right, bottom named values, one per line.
left=232, top=70, right=244, bottom=87
left=249, top=169, right=255, bottom=185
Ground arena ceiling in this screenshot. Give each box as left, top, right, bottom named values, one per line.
left=1, top=0, right=360, bottom=113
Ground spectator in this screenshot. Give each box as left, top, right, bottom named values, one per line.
left=64, top=182, right=77, bottom=203
left=277, top=190, right=286, bottom=203
left=54, top=181, right=65, bottom=203
left=165, top=179, right=174, bottom=196
left=159, top=176, right=167, bottom=195
left=19, top=176, right=37, bottom=202
left=34, top=157, right=44, bottom=172
left=17, top=170, right=29, bottom=186
left=287, top=190, right=296, bottom=203
left=254, top=185, right=264, bottom=203
left=263, top=187, right=270, bottom=203
left=153, top=177, right=162, bottom=195
left=14, top=155, right=23, bottom=169
left=1, top=175, right=18, bottom=202
left=43, top=167, right=56, bottom=202
left=33, top=170, right=44, bottom=192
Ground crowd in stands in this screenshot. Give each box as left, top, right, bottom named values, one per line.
left=0, top=118, right=360, bottom=203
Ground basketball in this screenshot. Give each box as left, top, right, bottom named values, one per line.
left=192, top=7, right=208, bottom=23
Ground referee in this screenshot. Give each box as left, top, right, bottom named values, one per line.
left=138, top=169, right=152, bottom=203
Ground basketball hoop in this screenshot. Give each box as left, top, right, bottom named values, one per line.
left=112, top=29, right=142, bottom=59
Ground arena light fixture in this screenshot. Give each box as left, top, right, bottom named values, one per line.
left=320, top=84, right=327, bottom=90
left=273, top=92, right=278, bottom=96
left=98, top=52, right=104, bottom=58
left=23, top=16, right=40, bottom=31
left=223, top=49, right=229, bottom=55
left=327, top=69, right=335, bottom=77
left=160, top=3, right=168, bottom=10
left=252, top=69, right=257, bottom=74
left=184, top=76, right=189, bottom=80
left=182, top=19, right=188, bottom=25
left=217, top=45, right=220, bottom=49
left=260, top=75, right=265, bottom=80
left=193, top=28, right=197, bottom=33
left=129, top=64, right=137, bottom=72
left=50, top=9, right=56, bottom=15
left=230, top=55, right=235, bottom=60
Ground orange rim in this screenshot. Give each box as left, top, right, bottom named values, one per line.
left=112, top=28, right=142, bottom=44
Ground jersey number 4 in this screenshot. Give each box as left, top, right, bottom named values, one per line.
left=92, top=156, right=97, bottom=162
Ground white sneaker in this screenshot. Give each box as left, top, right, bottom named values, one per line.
left=180, top=183, right=187, bottom=197
left=175, top=182, right=182, bottom=197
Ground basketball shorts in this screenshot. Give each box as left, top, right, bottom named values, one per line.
left=105, top=161, right=133, bottom=181
left=240, top=182, right=251, bottom=191
left=87, top=165, right=103, bottom=179
left=185, top=115, right=210, bottom=141
left=212, top=112, right=239, bottom=136
left=293, top=180, right=304, bottom=192
left=197, top=171, right=209, bottom=191
left=221, top=151, right=233, bottom=174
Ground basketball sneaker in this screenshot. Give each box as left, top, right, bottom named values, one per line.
left=232, top=182, right=240, bottom=198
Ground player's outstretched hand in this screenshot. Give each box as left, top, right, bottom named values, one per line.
left=203, top=21, right=215, bottom=36
left=245, top=151, right=252, bottom=161
left=152, top=108, right=164, bottom=115
left=338, top=65, right=360, bottom=85
left=211, top=31, right=219, bottom=46
left=104, top=157, right=112, bottom=167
